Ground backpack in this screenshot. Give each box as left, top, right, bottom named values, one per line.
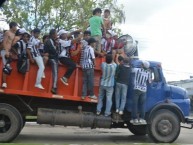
left=17, top=41, right=28, bottom=74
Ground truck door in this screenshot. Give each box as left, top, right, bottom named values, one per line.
left=146, top=67, right=165, bottom=111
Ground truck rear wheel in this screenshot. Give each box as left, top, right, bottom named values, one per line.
left=127, top=122, right=147, bottom=135
left=148, top=109, right=180, bottom=143
left=0, top=103, right=23, bottom=143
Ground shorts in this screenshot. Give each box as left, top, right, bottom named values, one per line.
left=92, top=35, right=102, bottom=53
left=1, top=50, right=7, bottom=66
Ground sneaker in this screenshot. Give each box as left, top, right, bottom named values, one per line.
left=81, top=96, right=86, bottom=100
left=139, top=118, right=147, bottom=124
left=60, top=77, right=69, bottom=85
left=2, top=83, right=7, bottom=88
left=42, top=72, right=45, bottom=78
left=96, top=111, right=100, bottom=115
left=51, top=88, right=57, bottom=94
left=116, top=109, right=119, bottom=113
left=119, top=111, right=123, bottom=115
left=104, top=113, right=111, bottom=117
left=35, top=84, right=45, bottom=90
left=130, top=119, right=139, bottom=124
left=89, top=95, right=97, bottom=100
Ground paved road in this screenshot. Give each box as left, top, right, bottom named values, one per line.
left=13, top=123, right=193, bottom=144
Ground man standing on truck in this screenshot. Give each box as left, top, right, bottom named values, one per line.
left=115, top=57, right=131, bottom=115
left=96, top=54, right=117, bottom=116
left=130, top=60, right=151, bottom=125
left=81, top=37, right=97, bottom=100
left=89, top=8, right=106, bottom=57
left=1, top=22, right=18, bottom=88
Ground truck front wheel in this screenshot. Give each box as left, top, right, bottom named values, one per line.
left=0, top=103, right=23, bottom=143
left=148, top=109, right=180, bottom=143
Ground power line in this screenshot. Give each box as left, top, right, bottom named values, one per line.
left=163, top=69, right=193, bottom=75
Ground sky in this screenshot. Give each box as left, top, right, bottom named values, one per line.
left=1, top=0, right=193, bottom=82
left=117, top=0, right=193, bottom=82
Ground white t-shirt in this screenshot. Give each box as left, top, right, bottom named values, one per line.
left=58, top=39, right=72, bottom=58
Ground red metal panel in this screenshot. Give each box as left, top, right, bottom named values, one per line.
left=0, top=58, right=103, bottom=104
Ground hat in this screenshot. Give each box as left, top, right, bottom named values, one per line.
left=18, top=28, right=27, bottom=35
left=57, top=29, right=68, bottom=36
left=88, top=37, right=97, bottom=45
left=142, top=60, right=150, bottom=69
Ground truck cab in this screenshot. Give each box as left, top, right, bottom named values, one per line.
left=124, top=59, right=192, bottom=143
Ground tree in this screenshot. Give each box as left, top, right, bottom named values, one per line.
left=1, top=0, right=125, bottom=33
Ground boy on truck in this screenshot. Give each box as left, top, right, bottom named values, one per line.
left=130, top=60, right=151, bottom=125
left=96, top=54, right=117, bottom=116
left=58, top=29, right=82, bottom=86
left=13, top=31, right=31, bottom=74
left=44, top=29, right=59, bottom=94
left=27, top=28, right=45, bottom=90
left=89, top=8, right=106, bottom=57
left=115, top=57, right=131, bottom=115
left=81, top=37, right=97, bottom=100
left=1, top=22, right=18, bottom=88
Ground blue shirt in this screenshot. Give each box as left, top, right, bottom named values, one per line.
left=100, top=62, right=117, bottom=87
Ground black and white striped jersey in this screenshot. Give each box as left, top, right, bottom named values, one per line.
left=132, top=68, right=151, bottom=92
left=81, top=45, right=95, bottom=69
left=27, top=36, right=41, bottom=58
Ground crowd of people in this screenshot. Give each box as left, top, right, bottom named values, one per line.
left=0, top=8, right=151, bottom=125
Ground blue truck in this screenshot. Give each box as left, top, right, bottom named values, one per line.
left=0, top=57, right=192, bottom=143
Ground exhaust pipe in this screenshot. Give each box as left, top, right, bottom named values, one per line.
left=37, top=108, right=112, bottom=128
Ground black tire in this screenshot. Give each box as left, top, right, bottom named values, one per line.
left=148, top=109, right=180, bottom=143
left=127, top=122, right=147, bottom=135
left=0, top=103, right=23, bottom=143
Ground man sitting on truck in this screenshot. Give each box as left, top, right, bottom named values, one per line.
left=44, top=29, right=59, bottom=94
left=1, top=22, right=18, bottom=88
left=58, top=29, right=82, bottom=86
left=27, top=28, right=45, bottom=90
left=130, top=60, right=151, bottom=125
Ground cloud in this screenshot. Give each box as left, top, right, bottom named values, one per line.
left=118, top=0, right=178, bottom=24
left=118, top=0, right=193, bottom=81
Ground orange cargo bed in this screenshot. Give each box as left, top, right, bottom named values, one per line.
left=0, top=57, right=105, bottom=103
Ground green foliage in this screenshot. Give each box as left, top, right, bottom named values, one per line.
left=1, top=0, right=125, bottom=33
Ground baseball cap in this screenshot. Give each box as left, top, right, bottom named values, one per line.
left=142, top=60, right=150, bottom=69
left=58, top=29, right=69, bottom=36
left=19, top=28, right=27, bottom=34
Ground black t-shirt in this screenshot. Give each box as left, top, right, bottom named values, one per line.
left=44, top=39, right=58, bottom=60
left=116, top=64, right=131, bottom=85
